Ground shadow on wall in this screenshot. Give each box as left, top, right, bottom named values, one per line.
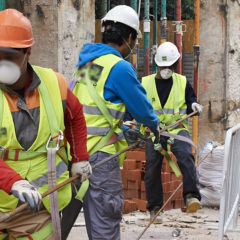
left=6, top=0, right=24, bottom=12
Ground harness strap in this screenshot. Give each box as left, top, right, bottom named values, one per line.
left=35, top=68, right=60, bottom=137
left=75, top=66, right=121, bottom=156
left=172, top=73, right=180, bottom=114
left=47, top=148, right=61, bottom=240
left=16, top=223, right=53, bottom=240
left=0, top=90, right=3, bottom=131
left=75, top=179, right=90, bottom=203
left=154, top=143, right=181, bottom=177
left=160, top=131, right=197, bottom=150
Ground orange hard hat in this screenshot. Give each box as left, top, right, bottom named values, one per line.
left=0, top=9, right=34, bottom=49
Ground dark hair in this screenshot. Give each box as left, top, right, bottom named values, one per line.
left=102, top=21, right=137, bottom=46
left=13, top=48, right=28, bottom=53
left=171, top=60, right=179, bottom=70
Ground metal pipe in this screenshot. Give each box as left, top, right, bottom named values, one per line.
left=131, top=0, right=137, bottom=10
left=100, top=0, right=108, bottom=17
left=160, top=0, right=167, bottom=44
left=131, top=0, right=138, bottom=71
left=153, top=0, right=158, bottom=72
left=192, top=0, right=200, bottom=160
left=175, top=0, right=182, bottom=74
left=144, top=0, right=150, bottom=75
left=0, top=0, right=5, bottom=11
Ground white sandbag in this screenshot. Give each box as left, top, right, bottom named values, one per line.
left=198, top=141, right=224, bottom=206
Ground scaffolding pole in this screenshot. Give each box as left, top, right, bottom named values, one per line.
left=144, top=0, right=150, bottom=75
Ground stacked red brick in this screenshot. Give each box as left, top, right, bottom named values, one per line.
left=122, top=150, right=185, bottom=214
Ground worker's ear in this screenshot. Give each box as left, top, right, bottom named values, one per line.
left=26, top=47, right=31, bottom=61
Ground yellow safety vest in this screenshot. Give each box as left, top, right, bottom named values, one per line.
left=72, top=54, right=128, bottom=166
left=142, top=72, right=189, bottom=135
left=0, top=66, right=71, bottom=212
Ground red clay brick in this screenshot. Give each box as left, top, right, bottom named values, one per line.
left=123, top=159, right=137, bottom=170
left=174, top=199, right=182, bottom=209
left=123, top=200, right=138, bottom=214
left=132, top=198, right=147, bottom=212
left=126, top=151, right=145, bottom=161
left=127, top=180, right=141, bottom=190
left=136, top=160, right=142, bottom=169
left=141, top=191, right=146, bottom=200
left=124, top=189, right=140, bottom=199
left=121, top=170, right=127, bottom=189
left=141, top=181, right=145, bottom=191
left=124, top=169, right=142, bottom=183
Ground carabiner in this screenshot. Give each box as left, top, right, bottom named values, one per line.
left=46, top=130, right=64, bottom=151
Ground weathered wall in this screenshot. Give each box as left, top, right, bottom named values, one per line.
left=22, top=0, right=95, bottom=81
left=225, top=0, right=240, bottom=129
left=57, top=0, right=95, bottom=80
left=198, top=0, right=240, bottom=148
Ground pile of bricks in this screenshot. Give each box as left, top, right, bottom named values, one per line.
left=122, top=149, right=185, bottom=214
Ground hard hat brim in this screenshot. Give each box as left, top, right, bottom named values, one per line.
left=154, top=55, right=179, bottom=67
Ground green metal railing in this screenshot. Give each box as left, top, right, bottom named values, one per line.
left=0, top=0, right=6, bottom=11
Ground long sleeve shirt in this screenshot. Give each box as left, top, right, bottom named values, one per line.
left=0, top=65, right=89, bottom=194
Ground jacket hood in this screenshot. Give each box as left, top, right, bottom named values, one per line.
left=77, top=43, right=122, bottom=67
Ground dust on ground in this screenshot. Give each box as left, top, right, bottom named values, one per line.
left=68, top=207, right=240, bottom=240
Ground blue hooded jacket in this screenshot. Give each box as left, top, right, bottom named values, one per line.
left=76, top=43, right=158, bottom=130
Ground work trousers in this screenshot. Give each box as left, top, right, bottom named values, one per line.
left=0, top=207, right=53, bottom=239
left=83, top=151, right=123, bottom=240
left=144, top=130, right=201, bottom=211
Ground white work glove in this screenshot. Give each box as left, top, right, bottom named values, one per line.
left=191, top=102, right=203, bottom=113
left=11, top=180, right=42, bottom=212
left=71, top=161, right=92, bottom=182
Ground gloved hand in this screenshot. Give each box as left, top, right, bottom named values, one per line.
left=11, top=180, right=42, bottom=212
left=191, top=102, right=203, bottom=113
left=71, top=161, right=92, bottom=182
left=159, top=135, right=169, bottom=150
left=151, top=126, right=160, bottom=144
left=123, top=127, right=146, bottom=146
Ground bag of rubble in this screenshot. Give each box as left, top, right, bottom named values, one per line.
left=197, top=141, right=224, bottom=207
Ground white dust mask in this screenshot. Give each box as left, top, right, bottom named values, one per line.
left=160, top=68, right=173, bottom=80
left=123, top=38, right=135, bottom=59
left=0, top=54, right=26, bottom=85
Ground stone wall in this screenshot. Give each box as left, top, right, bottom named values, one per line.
left=21, top=0, right=95, bottom=81
left=198, top=0, right=240, bottom=148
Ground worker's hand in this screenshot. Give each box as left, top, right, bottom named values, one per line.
left=11, top=180, right=42, bottom=212
left=191, top=102, right=203, bottom=114
left=71, top=161, right=92, bottom=182
left=123, top=127, right=146, bottom=146
left=159, top=135, right=169, bottom=150
left=152, top=126, right=160, bottom=144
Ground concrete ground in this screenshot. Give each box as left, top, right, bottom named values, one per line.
left=68, top=207, right=240, bottom=240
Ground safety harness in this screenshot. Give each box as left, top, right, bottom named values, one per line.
left=70, top=65, right=124, bottom=202
left=0, top=67, right=66, bottom=240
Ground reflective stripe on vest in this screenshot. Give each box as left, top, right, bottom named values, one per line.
left=87, top=126, right=125, bottom=140
left=72, top=54, right=128, bottom=166
left=142, top=72, right=189, bottom=135
left=83, top=105, right=124, bottom=120
left=0, top=66, right=71, bottom=213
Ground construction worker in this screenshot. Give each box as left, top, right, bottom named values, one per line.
left=0, top=9, right=91, bottom=240
left=70, top=5, right=160, bottom=240
left=142, top=42, right=202, bottom=222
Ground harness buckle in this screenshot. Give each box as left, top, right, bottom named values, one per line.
left=46, top=130, right=64, bottom=151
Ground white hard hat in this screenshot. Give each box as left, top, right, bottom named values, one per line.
left=154, top=42, right=180, bottom=67
left=102, top=5, right=142, bottom=38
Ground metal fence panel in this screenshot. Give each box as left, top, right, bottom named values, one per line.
left=218, top=123, right=240, bottom=240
